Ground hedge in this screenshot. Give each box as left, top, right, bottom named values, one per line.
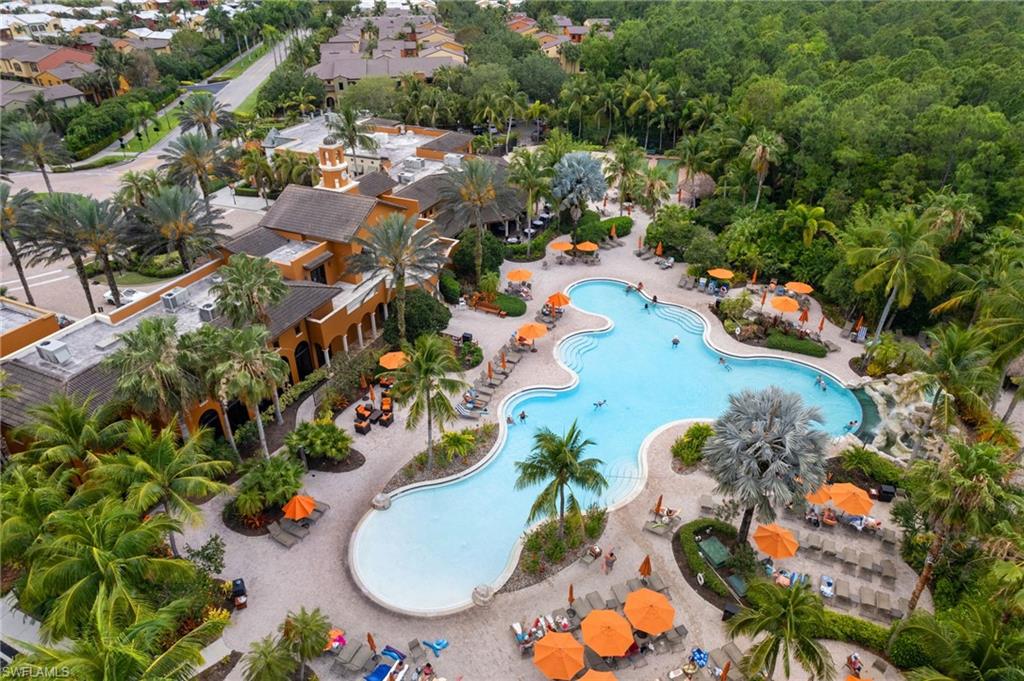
left=677, top=518, right=738, bottom=598
left=439, top=270, right=461, bottom=304
left=495, top=293, right=527, bottom=317
left=505, top=228, right=556, bottom=262
left=766, top=330, right=828, bottom=358
left=841, top=446, right=905, bottom=486
left=602, top=216, right=633, bottom=237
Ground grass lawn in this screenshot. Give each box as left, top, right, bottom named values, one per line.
left=53, top=155, right=131, bottom=172
left=235, top=87, right=261, bottom=116
left=217, top=42, right=269, bottom=80
left=124, top=108, right=181, bottom=153
left=114, top=271, right=167, bottom=286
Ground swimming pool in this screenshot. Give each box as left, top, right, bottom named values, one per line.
left=350, top=279, right=861, bottom=615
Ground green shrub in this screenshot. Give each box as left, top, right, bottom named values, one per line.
left=382, top=289, right=451, bottom=345
left=766, top=330, right=828, bottom=358
left=284, top=420, right=352, bottom=462
left=522, top=551, right=542, bottom=575
left=584, top=506, right=606, bottom=539
left=719, top=291, right=753, bottom=322
left=601, top=216, right=633, bottom=237
left=505, top=228, right=556, bottom=261
left=576, top=220, right=610, bottom=245
left=841, top=446, right=904, bottom=485
left=724, top=544, right=759, bottom=579
left=450, top=229, right=505, bottom=282
left=439, top=270, right=461, bottom=304
left=234, top=455, right=304, bottom=515
left=544, top=538, right=567, bottom=563
left=134, top=252, right=184, bottom=278
left=672, top=422, right=715, bottom=466
left=677, top=518, right=738, bottom=598
left=819, top=609, right=890, bottom=652
left=437, top=429, right=476, bottom=464
left=495, top=293, right=527, bottom=317
left=888, top=622, right=936, bottom=669
left=457, top=340, right=483, bottom=369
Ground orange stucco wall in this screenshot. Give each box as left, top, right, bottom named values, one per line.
left=0, top=300, right=60, bottom=358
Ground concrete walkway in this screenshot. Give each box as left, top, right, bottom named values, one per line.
left=181, top=197, right=913, bottom=681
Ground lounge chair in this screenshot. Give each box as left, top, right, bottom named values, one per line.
left=337, top=642, right=363, bottom=666
left=643, top=520, right=671, bottom=536
left=407, top=639, right=426, bottom=663
left=626, top=578, right=643, bottom=592
left=659, top=256, right=675, bottom=269
left=646, top=574, right=668, bottom=594
left=699, top=494, right=716, bottom=514
left=634, top=246, right=650, bottom=257
left=881, top=527, right=898, bottom=548
left=697, top=277, right=708, bottom=292
left=677, top=275, right=690, bottom=288
left=723, top=642, right=745, bottom=667
left=803, top=533, right=823, bottom=552
left=840, top=320, right=854, bottom=338
left=875, top=590, right=892, bottom=616
left=281, top=518, right=310, bottom=538
left=840, top=546, right=858, bottom=567
left=821, top=538, right=838, bottom=558
left=610, top=583, right=629, bottom=608
left=664, top=626, right=684, bottom=651
left=640, top=249, right=656, bottom=261
left=871, top=658, right=890, bottom=677
left=267, top=522, right=298, bottom=548
left=345, top=646, right=375, bottom=673
left=584, top=591, right=605, bottom=611
left=853, top=327, right=868, bottom=343
left=364, top=663, right=393, bottom=681
left=880, top=559, right=897, bottom=582
left=834, top=578, right=851, bottom=603
left=859, top=586, right=877, bottom=612
left=709, top=649, right=732, bottom=674
left=572, top=598, right=592, bottom=620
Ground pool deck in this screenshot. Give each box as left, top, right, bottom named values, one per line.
left=186, top=197, right=919, bottom=681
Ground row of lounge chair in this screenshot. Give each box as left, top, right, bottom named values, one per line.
left=789, top=505, right=900, bottom=548
left=458, top=343, right=525, bottom=420
left=795, top=530, right=899, bottom=582
left=266, top=500, right=330, bottom=548
left=328, top=637, right=429, bottom=678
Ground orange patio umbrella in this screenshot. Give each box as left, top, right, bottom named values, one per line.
left=581, top=610, right=634, bottom=657
left=760, top=289, right=768, bottom=307
left=368, top=384, right=376, bottom=403
left=379, top=351, right=408, bottom=370
left=624, top=588, right=674, bottom=635
left=359, top=374, right=368, bottom=390
left=707, top=268, right=734, bottom=280
left=576, top=241, right=599, bottom=252
left=785, top=281, right=814, bottom=295
left=638, top=555, right=652, bottom=578
left=818, top=316, right=826, bottom=332
left=722, top=661, right=732, bottom=681
left=753, top=523, right=800, bottom=559
left=507, top=268, right=532, bottom=282
left=770, top=296, right=800, bottom=313
left=282, top=494, right=315, bottom=521
left=655, top=242, right=663, bottom=257
left=550, top=241, right=573, bottom=252
left=637, top=236, right=642, bottom=249
left=798, top=307, right=810, bottom=325
left=579, top=671, right=617, bottom=681
left=829, top=483, right=874, bottom=515
left=533, top=632, right=584, bottom=680
left=487, top=361, right=494, bottom=380
left=806, top=486, right=831, bottom=505
left=751, top=269, right=758, bottom=285
left=548, top=292, right=571, bottom=308
left=517, top=322, right=549, bottom=341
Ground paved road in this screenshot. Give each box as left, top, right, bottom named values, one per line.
left=4, top=32, right=300, bottom=199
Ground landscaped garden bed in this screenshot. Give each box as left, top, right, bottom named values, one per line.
left=708, top=292, right=830, bottom=358
left=671, top=518, right=743, bottom=610
left=499, top=507, right=608, bottom=593
left=383, top=423, right=499, bottom=493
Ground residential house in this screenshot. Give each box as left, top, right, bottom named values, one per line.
left=0, top=77, right=86, bottom=109
left=310, top=56, right=459, bottom=108
left=5, top=13, right=59, bottom=39
left=121, top=36, right=171, bottom=53
left=0, top=41, right=93, bottom=84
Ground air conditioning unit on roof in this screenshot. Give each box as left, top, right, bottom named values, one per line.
left=199, top=302, right=218, bottom=322
left=160, top=287, right=190, bottom=312
left=36, top=339, right=72, bottom=365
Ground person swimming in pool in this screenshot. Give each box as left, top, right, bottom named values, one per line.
left=672, top=336, right=680, bottom=348
left=593, top=399, right=606, bottom=409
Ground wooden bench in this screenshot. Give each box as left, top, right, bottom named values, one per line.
left=474, top=302, right=507, bottom=317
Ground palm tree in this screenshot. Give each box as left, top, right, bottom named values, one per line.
left=846, top=208, right=950, bottom=342
left=669, top=135, right=712, bottom=208
left=921, top=189, right=982, bottom=243
left=73, top=197, right=126, bottom=307
left=539, top=128, right=593, bottom=168
left=272, top=150, right=320, bottom=188
left=980, top=270, right=1024, bottom=372
left=279, top=607, right=330, bottom=681
left=217, top=326, right=291, bottom=458
left=909, top=325, right=998, bottom=458
left=24, top=192, right=97, bottom=313
left=727, top=583, right=835, bottom=681
left=782, top=201, right=835, bottom=247
left=212, top=253, right=288, bottom=327
left=177, top=324, right=238, bottom=451
left=591, top=82, right=620, bottom=144
left=327, top=106, right=379, bottom=153
left=932, top=250, right=1021, bottom=325
left=624, top=70, right=667, bottom=149
left=116, top=169, right=163, bottom=211
left=0, top=182, right=38, bottom=306
left=179, top=91, right=234, bottom=139
left=636, top=163, right=672, bottom=217
left=345, top=214, right=447, bottom=343
left=1, top=121, right=69, bottom=193
left=14, top=394, right=126, bottom=487
left=384, top=334, right=466, bottom=471
left=0, top=466, right=68, bottom=564
left=159, top=132, right=230, bottom=209
left=23, top=499, right=191, bottom=641
left=95, top=419, right=230, bottom=555
left=439, top=157, right=518, bottom=283
left=741, top=129, right=786, bottom=209
left=139, top=185, right=229, bottom=271
left=898, top=605, right=1024, bottom=681
left=904, top=441, right=1020, bottom=614
left=498, top=86, right=527, bottom=152
left=25, top=91, right=57, bottom=130
left=105, top=316, right=196, bottom=439
left=9, top=594, right=226, bottom=680
left=508, top=149, right=552, bottom=258
left=514, top=420, right=608, bottom=538
left=703, top=387, right=830, bottom=544
left=551, top=152, right=607, bottom=242
left=604, top=135, right=644, bottom=214
left=239, top=149, right=274, bottom=207
left=560, top=78, right=592, bottom=138
left=243, top=636, right=297, bottom=681
left=128, top=100, right=158, bottom=145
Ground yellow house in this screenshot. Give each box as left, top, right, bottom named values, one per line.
left=8, top=13, right=60, bottom=39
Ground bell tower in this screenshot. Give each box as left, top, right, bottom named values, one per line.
left=317, top=136, right=356, bottom=192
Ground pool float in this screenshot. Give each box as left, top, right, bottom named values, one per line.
left=423, top=639, right=449, bottom=657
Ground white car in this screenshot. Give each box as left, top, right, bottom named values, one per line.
left=104, top=288, right=146, bottom=306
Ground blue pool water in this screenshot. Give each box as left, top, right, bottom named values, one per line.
left=351, top=279, right=861, bottom=614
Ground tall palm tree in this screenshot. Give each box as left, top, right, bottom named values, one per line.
left=14, top=394, right=126, bottom=487
left=591, top=82, right=620, bottom=144
left=95, top=419, right=230, bottom=555
left=514, top=420, right=608, bottom=538
left=539, top=128, right=593, bottom=168
left=898, top=604, right=1024, bottom=681
left=980, top=269, right=1024, bottom=372
left=217, top=326, right=291, bottom=458
left=279, top=607, right=330, bottom=681
left=439, top=157, right=518, bottom=283
left=158, top=132, right=230, bottom=209
left=179, top=91, right=234, bottom=139
left=0, top=466, right=68, bottom=564
left=384, top=333, right=466, bottom=471
left=212, top=253, right=288, bottom=327
left=24, top=192, right=97, bottom=313
left=243, top=636, right=297, bottom=681
left=239, top=149, right=275, bottom=207
left=1, top=121, right=69, bottom=193
left=498, top=86, right=527, bottom=152
left=0, top=182, right=38, bottom=306
left=669, top=135, right=712, bottom=208
left=127, top=100, right=157, bottom=144
left=139, top=185, right=229, bottom=271
left=508, top=149, right=552, bottom=258
left=178, top=324, right=237, bottom=451
left=932, top=250, right=1022, bottom=325
left=782, top=201, right=836, bottom=247
left=25, top=91, right=57, bottom=130
left=904, top=441, right=1020, bottom=613
left=104, top=316, right=196, bottom=439
left=727, top=583, right=835, bottom=681
left=636, top=163, right=672, bottom=217
left=624, top=70, right=667, bottom=150
left=604, top=135, right=644, bottom=214
left=23, top=499, right=191, bottom=641
left=73, top=197, right=126, bottom=307
left=327, top=106, right=379, bottom=153
left=741, top=129, right=786, bottom=209
left=551, top=152, right=607, bottom=242
left=560, top=77, right=592, bottom=138
left=345, top=214, right=447, bottom=343
left=9, top=593, right=226, bottom=680
left=116, top=169, right=163, bottom=211
left=846, top=208, right=950, bottom=342
left=909, top=325, right=998, bottom=458
left=921, top=189, right=982, bottom=244
left=703, top=387, right=829, bottom=544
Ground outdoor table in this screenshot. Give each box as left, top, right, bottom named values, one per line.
left=697, top=536, right=731, bottom=568
left=369, top=409, right=384, bottom=423
left=505, top=236, right=520, bottom=244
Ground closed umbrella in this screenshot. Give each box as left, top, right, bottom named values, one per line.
left=852, top=315, right=864, bottom=333
left=568, top=584, right=575, bottom=606
left=533, top=632, right=584, bottom=680
left=638, top=555, right=652, bottom=578
left=609, top=224, right=617, bottom=239
left=487, top=362, right=493, bottom=380
left=366, top=632, right=377, bottom=656
left=379, top=351, right=408, bottom=370
left=760, top=289, right=768, bottom=307
left=655, top=242, right=663, bottom=257
left=507, top=269, right=532, bottom=282
left=576, top=241, right=599, bottom=252
left=623, top=588, right=674, bottom=635
left=581, top=610, right=633, bottom=657
left=785, top=281, right=814, bottom=294
left=368, top=384, right=375, bottom=404
left=798, top=308, right=809, bottom=326
left=282, top=495, right=316, bottom=520
left=751, top=270, right=758, bottom=285
left=517, top=323, right=549, bottom=341
left=829, top=483, right=874, bottom=515
left=550, top=241, right=573, bottom=252
left=753, top=523, right=800, bottom=559
left=770, top=296, right=800, bottom=313
left=500, top=352, right=507, bottom=371
left=653, top=494, right=663, bottom=516
left=818, top=316, right=826, bottom=332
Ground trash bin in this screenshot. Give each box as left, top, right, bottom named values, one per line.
left=231, top=578, right=248, bottom=609
left=878, top=484, right=896, bottom=502
left=462, top=332, right=473, bottom=344
left=722, top=603, right=740, bottom=621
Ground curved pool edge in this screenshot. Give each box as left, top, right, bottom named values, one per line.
left=347, top=276, right=862, bottom=617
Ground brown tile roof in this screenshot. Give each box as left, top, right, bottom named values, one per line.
left=254, top=280, right=342, bottom=338
left=1, top=359, right=118, bottom=429
left=224, top=226, right=290, bottom=257
left=42, top=61, right=99, bottom=81
left=394, top=173, right=446, bottom=212
left=419, top=131, right=473, bottom=153
left=259, top=185, right=378, bottom=244
left=1, top=41, right=59, bottom=63
left=309, top=56, right=459, bottom=81
left=355, top=170, right=398, bottom=197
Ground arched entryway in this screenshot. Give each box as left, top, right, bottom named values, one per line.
left=326, top=96, right=335, bottom=109
left=294, top=341, right=315, bottom=381
left=226, top=400, right=251, bottom=431
left=198, top=409, right=224, bottom=439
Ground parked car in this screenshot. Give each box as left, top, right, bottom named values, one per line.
left=104, top=288, right=146, bottom=306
